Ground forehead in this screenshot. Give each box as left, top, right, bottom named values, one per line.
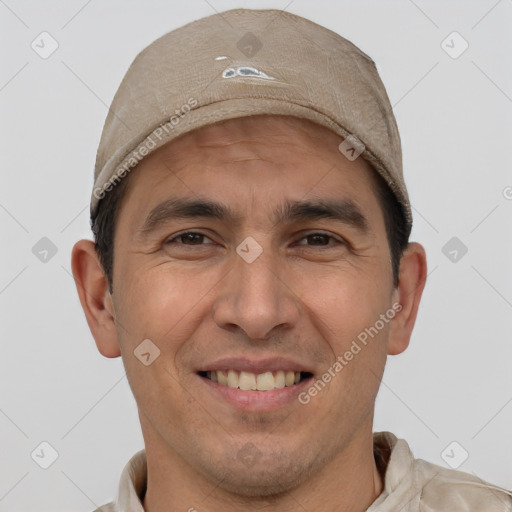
left=117, top=115, right=383, bottom=225
left=164, top=115, right=341, bottom=155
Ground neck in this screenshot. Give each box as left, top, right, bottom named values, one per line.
left=141, top=423, right=383, bottom=512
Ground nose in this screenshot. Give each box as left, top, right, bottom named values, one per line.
left=212, top=246, right=301, bottom=340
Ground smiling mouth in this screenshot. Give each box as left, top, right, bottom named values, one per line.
left=198, top=370, right=314, bottom=391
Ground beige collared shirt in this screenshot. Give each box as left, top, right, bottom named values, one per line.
left=93, top=432, right=511, bottom=511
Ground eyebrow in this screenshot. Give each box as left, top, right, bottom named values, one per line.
left=139, top=196, right=369, bottom=235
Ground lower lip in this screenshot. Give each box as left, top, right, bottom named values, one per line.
left=198, top=374, right=313, bottom=412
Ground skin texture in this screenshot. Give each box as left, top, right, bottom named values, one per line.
left=72, top=115, right=427, bottom=512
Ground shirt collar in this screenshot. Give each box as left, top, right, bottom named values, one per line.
left=115, top=448, right=147, bottom=512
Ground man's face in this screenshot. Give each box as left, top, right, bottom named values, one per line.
left=110, top=115, right=399, bottom=495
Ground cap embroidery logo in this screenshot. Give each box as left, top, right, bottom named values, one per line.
left=222, top=66, right=275, bottom=81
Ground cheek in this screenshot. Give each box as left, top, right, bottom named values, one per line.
left=297, top=263, right=391, bottom=346
left=115, top=263, right=218, bottom=346
left=300, top=268, right=391, bottom=413
left=112, top=265, right=215, bottom=424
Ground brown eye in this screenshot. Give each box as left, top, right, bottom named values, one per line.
left=296, top=232, right=341, bottom=247
left=305, top=234, right=330, bottom=245
left=166, top=232, right=213, bottom=245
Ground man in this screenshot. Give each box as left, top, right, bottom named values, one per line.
left=71, top=8, right=511, bottom=512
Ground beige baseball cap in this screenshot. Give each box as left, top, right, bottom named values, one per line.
left=91, top=8, right=411, bottom=229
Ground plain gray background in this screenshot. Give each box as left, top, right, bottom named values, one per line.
left=1, top=0, right=511, bottom=510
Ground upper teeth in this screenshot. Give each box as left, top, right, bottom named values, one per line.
left=206, top=370, right=301, bottom=391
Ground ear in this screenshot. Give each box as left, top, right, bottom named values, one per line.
left=387, top=242, right=427, bottom=356
left=71, top=239, right=121, bottom=358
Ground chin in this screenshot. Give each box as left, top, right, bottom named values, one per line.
left=216, top=469, right=305, bottom=498
left=202, top=451, right=318, bottom=498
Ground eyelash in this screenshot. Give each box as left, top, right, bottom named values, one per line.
left=165, top=231, right=344, bottom=248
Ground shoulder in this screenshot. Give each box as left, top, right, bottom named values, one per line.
left=91, top=504, right=115, bottom=512
left=414, top=458, right=512, bottom=511
left=374, top=432, right=512, bottom=511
